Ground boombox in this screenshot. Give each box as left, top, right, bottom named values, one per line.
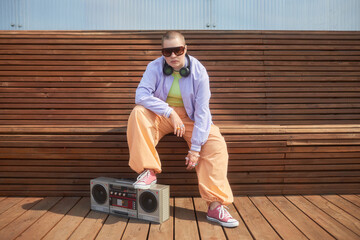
left=90, top=177, right=170, bottom=223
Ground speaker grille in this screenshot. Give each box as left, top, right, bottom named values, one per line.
left=92, top=184, right=107, bottom=204
left=139, top=191, right=158, bottom=213
left=163, top=187, right=170, bottom=221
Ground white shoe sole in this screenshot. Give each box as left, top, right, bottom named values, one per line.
left=133, top=180, right=157, bottom=189
left=206, top=216, right=239, bottom=228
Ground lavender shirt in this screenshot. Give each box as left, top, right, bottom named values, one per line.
left=135, top=55, right=212, bottom=152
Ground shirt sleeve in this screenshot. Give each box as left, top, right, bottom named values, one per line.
left=190, top=67, right=212, bottom=152
left=135, top=62, right=173, bottom=118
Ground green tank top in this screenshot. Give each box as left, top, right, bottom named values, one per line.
left=166, top=72, right=184, bottom=107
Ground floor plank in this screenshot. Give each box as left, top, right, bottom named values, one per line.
left=323, top=194, right=360, bottom=219
left=250, top=196, right=308, bottom=240
left=0, top=197, right=43, bottom=230
left=234, top=196, right=281, bottom=240
left=268, top=195, right=335, bottom=240
left=287, top=195, right=359, bottom=240
left=223, top=202, right=253, bottom=240
left=304, top=195, right=360, bottom=236
left=174, top=197, right=200, bottom=240
left=42, top=197, right=91, bottom=240
left=0, top=197, right=24, bottom=215
left=193, top=197, right=227, bottom=240
left=0, top=197, right=61, bottom=240
left=340, top=194, right=360, bottom=208
left=0, top=195, right=357, bottom=240
left=16, top=197, right=80, bottom=240
left=95, top=214, right=128, bottom=240
left=68, top=210, right=108, bottom=240
left=148, top=198, right=174, bottom=240
left=121, top=218, right=150, bottom=240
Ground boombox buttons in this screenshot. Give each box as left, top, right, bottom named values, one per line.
left=109, top=183, right=138, bottom=218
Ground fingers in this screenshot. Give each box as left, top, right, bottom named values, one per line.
left=186, top=160, right=198, bottom=170
left=174, top=124, right=185, bottom=137
left=185, top=157, right=189, bottom=166
left=185, top=155, right=198, bottom=170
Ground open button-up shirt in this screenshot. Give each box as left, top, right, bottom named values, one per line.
left=135, top=55, right=212, bottom=152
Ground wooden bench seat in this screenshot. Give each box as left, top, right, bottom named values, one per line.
left=0, top=30, right=359, bottom=196
left=0, top=124, right=359, bottom=196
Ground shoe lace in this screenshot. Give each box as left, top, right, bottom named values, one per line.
left=137, top=170, right=150, bottom=182
left=218, top=205, right=231, bottom=220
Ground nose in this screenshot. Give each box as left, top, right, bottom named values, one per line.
left=170, top=52, right=177, bottom=57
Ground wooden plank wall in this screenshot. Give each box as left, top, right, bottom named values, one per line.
left=0, top=30, right=359, bottom=196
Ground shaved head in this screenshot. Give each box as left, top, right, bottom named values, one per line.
left=162, top=31, right=186, bottom=47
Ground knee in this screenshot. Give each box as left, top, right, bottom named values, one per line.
left=133, top=105, right=147, bottom=113
left=130, top=105, right=147, bottom=117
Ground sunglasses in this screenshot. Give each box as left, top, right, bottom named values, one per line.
left=161, top=46, right=185, bottom=57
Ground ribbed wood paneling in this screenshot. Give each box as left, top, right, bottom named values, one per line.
left=0, top=30, right=359, bottom=196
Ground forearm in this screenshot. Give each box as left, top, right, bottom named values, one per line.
left=135, top=90, right=173, bottom=117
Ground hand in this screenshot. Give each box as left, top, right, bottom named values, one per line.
left=185, top=150, right=200, bottom=170
left=170, top=111, right=185, bottom=137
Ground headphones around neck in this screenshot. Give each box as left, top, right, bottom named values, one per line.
left=163, top=54, right=191, bottom=77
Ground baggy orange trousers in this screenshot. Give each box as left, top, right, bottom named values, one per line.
left=127, top=105, right=234, bottom=205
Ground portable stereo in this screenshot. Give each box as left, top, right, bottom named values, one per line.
left=90, top=177, right=170, bottom=223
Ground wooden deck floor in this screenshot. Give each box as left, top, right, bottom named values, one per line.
left=0, top=195, right=359, bottom=240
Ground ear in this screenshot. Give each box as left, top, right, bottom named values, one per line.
left=184, top=45, right=188, bottom=54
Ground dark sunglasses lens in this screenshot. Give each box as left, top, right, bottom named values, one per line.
left=174, top=47, right=184, bottom=56
left=162, top=47, right=185, bottom=57
left=162, top=49, right=172, bottom=57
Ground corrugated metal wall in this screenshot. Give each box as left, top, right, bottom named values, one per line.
left=1, top=0, right=359, bottom=30
left=212, top=0, right=360, bottom=30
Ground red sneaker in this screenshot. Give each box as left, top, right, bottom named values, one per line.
left=133, top=170, right=157, bottom=189
left=207, top=205, right=239, bottom=228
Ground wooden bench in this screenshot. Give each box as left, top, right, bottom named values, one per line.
left=0, top=30, right=359, bottom=196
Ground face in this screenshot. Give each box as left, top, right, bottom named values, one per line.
left=162, top=37, right=187, bottom=71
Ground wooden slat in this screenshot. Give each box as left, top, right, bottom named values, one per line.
left=340, top=194, right=360, bottom=208
left=193, top=198, right=227, bottom=240
left=42, top=197, right=91, bottom=240
left=0, top=197, right=61, bottom=240
left=0, top=197, right=42, bottom=230
left=322, top=195, right=360, bottom=220
left=234, top=196, right=281, bottom=240
left=148, top=198, right=174, bottom=240
left=16, top=197, right=80, bottom=240
left=303, top=195, right=360, bottom=236
left=286, top=195, right=359, bottom=240
left=223, top=202, right=254, bottom=240
left=249, top=196, right=308, bottom=239
left=174, top=197, right=200, bottom=240
left=121, top=218, right=150, bottom=240
left=68, top=210, right=108, bottom=240
left=95, top=214, right=128, bottom=240
left=268, top=196, right=335, bottom=239
left=0, top=197, right=23, bottom=214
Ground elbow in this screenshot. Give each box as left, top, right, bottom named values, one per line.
left=135, top=97, right=140, bottom=105
left=135, top=93, right=142, bottom=105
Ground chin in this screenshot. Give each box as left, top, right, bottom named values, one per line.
left=170, top=64, right=181, bottom=71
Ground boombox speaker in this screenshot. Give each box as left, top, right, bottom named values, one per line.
left=90, top=177, right=112, bottom=213
left=137, top=184, right=170, bottom=223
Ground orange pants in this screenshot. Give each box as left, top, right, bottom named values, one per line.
left=127, top=105, right=234, bottom=205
